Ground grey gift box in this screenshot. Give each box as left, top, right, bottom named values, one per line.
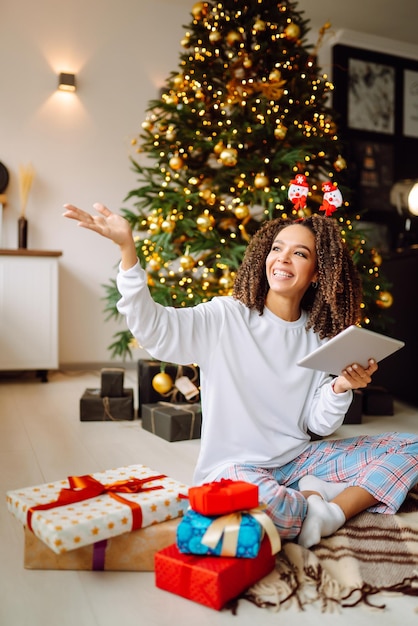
left=141, top=402, right=201, bottom=441
left=80, top=388, right=134, bottom=421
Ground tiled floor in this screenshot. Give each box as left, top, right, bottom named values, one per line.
left=1, top=369, right=417, bottom=626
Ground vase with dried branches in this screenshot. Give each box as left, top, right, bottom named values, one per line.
left=18, top=163, right=35, bottom=248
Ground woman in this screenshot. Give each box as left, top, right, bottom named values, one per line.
left=64, top=203, right=418, bottom=548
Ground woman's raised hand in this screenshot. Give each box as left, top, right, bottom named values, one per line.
left=63, top=203, right=132, bottom=247
left=63, top=203, right=138, bottom=270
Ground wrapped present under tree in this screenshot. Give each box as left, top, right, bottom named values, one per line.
left=141, top=402, right=201, bottom=441
left=138, top=360, right=200, bottom=416
left=155, top=537, right=276, bottom=610
left=176, top=507, right=281, bottom=558
left=23, top=518, right=181, bottom=571
left=6, top=465, right=189, bottom=555
left=188, top=479, right=259, bottom=515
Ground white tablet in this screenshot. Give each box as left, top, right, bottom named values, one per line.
left=297, top=325, right=405, bottom=376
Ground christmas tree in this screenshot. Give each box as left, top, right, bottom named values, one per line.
left=104, top=0, right=391, bottom=359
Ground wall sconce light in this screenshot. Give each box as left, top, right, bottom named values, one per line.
left=390, top=179, right=418, bottom=248
left=58, top=72, right=76, bottom=92
left=390, top=179, right=418, bottom=216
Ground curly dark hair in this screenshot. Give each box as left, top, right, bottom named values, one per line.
left=232, top=214, right=363, bottom=339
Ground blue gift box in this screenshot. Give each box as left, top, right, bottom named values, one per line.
left=176, top=508, right=263, bottom=558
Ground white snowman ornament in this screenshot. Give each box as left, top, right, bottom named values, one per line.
left=320, top=181, right=343, bottom=216
left=288, top=174, right=309, bottom=211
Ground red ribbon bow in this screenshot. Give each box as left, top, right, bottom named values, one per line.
left=319, top=199, right=337, bottom=216
left=27, top=473, right=166, bottom=532
left=205, top=479, right=235, bottom=493
left=291, top=196, right=308, bottom=210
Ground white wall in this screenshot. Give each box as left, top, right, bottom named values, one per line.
left=1, top=0, right=191, bottom=366
left=1, top=0, right=417, bottom=367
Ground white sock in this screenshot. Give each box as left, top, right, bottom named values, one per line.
left=298, top=495, right=346, bottom=548
left=299, top=475, right=350, bottom=501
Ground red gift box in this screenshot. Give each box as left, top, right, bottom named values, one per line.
left=188, top=479, right=259, bottom=515
left=154, top=536, right=275, bottom=610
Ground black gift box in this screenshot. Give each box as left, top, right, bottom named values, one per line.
left=362, top=386, right=394, bottom=416
left=137, top=360, right=200, bottom=416
left=101, top=368, right=124, bottom=397
left=141, top=403, right=201, bottom=441
left=80, top=388, right=134, bottom=421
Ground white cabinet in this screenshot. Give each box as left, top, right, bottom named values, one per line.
left=0, top=250, right=62, bottom=379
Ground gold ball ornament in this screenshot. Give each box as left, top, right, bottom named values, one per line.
left=152, top=372, right=174, bottom=394
left=172, top=74, right=184, bottom=89
left=218, top=272, right=234, bottom=291
left=148, top=221, right=160, bottom=235
left=284, top=22, right=301, bottom=41
left=148, top=257, right=161, bottom=272
left=234, top=204, right=250, bottom=220
left=179, top=254, right=195, bottom=270
left=274, top=124, right=288, bottom=140
left=209, top=29, right=222, bottom=44
left=161, top=218, right=176, bottom=233
left=297, top=207, right=311, bottom=219
left=141, top=119, right=153, bottom=132
left=164, top=94, right=178, bottom=106
left=199, top=188, right=212, bottom=202
left=269, top=69, right=283, bottom=82
left=253, top=19, right=266, bottom=32
left=165, top=128, right=176, bottom=142
left=242, top=55, right=253, bottom=69
left=226, top=30, right=242, bottom=46
left=376, top=291, right=393, bottom=309
left=372, top=251, right=382, bottom=267
left=220, top=147, right=238, bottom=167
left=334, top=155, right=347, bottom=172
left=196, top=213, right=215, bottom=232
left=254, top=173, right=270, bottom=189
left=191, top=1, right=207, bottom=19
left=181, top=35, right=191, bottom=48
left=214, top=140, right=225, bottom=155
left=169, top=155, right=184, bottom=170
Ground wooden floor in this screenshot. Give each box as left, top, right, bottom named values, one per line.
left=1, top=368, right=418, bottom=626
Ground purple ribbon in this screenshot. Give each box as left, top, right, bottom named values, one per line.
left=92, top=539, right=108, bottom=571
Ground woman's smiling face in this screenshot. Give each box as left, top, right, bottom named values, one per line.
left=265, top=223, right=318, bottom=301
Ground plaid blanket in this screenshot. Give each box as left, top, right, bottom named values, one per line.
left=244, top=485, right=418, bottom=612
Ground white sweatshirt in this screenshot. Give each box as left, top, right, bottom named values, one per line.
left=116, top=261, right=352, bottom=484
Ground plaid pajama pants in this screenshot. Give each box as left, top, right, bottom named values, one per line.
left=214, top=432, right=418, bottom=541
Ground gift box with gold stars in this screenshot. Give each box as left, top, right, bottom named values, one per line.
left=23, top=517, right=182, bottom=571
left=6, top=464, right=189, bottom=556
